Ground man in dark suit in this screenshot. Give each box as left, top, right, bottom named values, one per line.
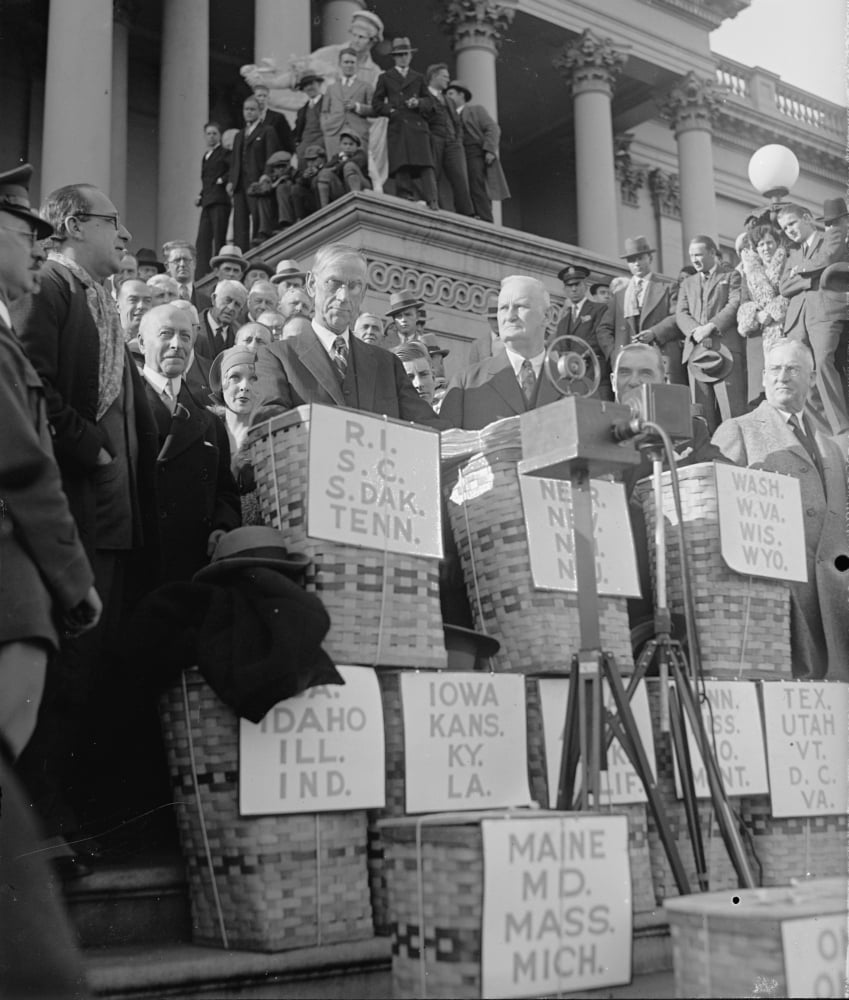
left=137, top=305, right=240, bottom=582
left=425, top=64, right=473, bottom=216
left=445, top=80, right=510, bottom=223
left=227, top=95, right=280, bottom=250
left=256, top=243, right=443, bottom=428
left=162, top=239, right=211, bottom=312
left=195, top=121, right=231, bottom=278
left=597, top=235, right=684, bottom=385
left=440, top=274, right=562, bottom=430
left=777, top=202, right=849, bottom=437
left=555, top=263, right=610, bottom=398
left=253, top=83, right=295, bottom=154
left=712, top=340, right=849, bottom=681
left=372, top=38, right=438, bottom=208
left=196, top=279, right=247, bottom=360
left=676, top=234, right=744, bottom=432
left=293, top=73, right=326, bottom=162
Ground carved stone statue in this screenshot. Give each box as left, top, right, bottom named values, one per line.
left=241, top=10, right=389, bottom=191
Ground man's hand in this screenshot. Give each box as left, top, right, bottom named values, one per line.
left=691, top=324, right=715, bottom=344
left=63, top=587, right=103, bottom=638
left=207, top=529, right=227, bottom=557
left=96, top=448, right=113, bottom=466
left=634, top=328, right=657, bottom=344
left=484, top=152, right=496, bottom=166
left=195, top=196, right=202, bottom=207
left=226, top=182, right=234, bottom=197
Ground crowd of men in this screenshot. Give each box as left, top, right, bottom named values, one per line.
left=195, top=10, right=511, bottom=273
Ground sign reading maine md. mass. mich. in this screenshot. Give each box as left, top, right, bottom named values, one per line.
left=518, top=477, right=640, bottom=596
left=481, top=815, right=632, bottom=999
left=307, top=404, right=442, bottom=558
left=715, top=464, right=806, bottom=581
left=401, top=673, right=532, bottom=813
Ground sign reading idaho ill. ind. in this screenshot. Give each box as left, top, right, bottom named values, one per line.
left=239, top=666, right=385, bottom=815
left=481, top=815, right=632, bottom=999
left=307, top=404, right=442, bottom=558
left=518, top=477, right=640, bottom=596
left=715, top=464, right=806, bottom=581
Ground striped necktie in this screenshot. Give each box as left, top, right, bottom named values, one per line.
left=332, top=336, right=348, bottom=380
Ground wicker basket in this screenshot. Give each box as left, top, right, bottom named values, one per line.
left=524, top=677, right=656, bottom=914
left=250, top=409, right=446, bottom=670
left=443, top=444, right=632, bottom=674
left=159, top=668, right=373, bottom=951
left=634, top=463, right=791, bottom=678
left=665, top=877, right=847, bottom=998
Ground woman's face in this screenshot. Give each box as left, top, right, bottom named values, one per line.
left=223, top=363, right=258, bottom=415
left=756, top=231, right=778, bottom=263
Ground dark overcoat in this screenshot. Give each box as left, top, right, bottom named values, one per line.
left=372, top=68, right=434, bottom=171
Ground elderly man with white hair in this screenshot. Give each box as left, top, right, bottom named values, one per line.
left=440, top=274, right=563, bottom=429
left=196, top=279, right=247, bottom=360
left=247, top=279, right=278, bottom=322
left=168, top=298, right=213, bottom=402
left=147, top=273, right=180, bottom=305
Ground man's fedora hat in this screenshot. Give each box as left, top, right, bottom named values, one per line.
left=266, top=151, right=293, bottom=168
left=270, top=259, right=306, bottom=285
left=244, top=259, right=274, bottom=277
left=0, top=164, right=53, bottom=240
left=820, top=262, right=849, bottom=294
left=621, top=235, right=654, bottom=259
left=818, top=197, right=849, bottom=224
left=557, top=263, right=591, bottom=285
left=210, top=243, right=248, bottom=271
left=136, top=247, right=166, bottom=273
left=194, top=526, right=311, bottom=582
left=297, top=72, right=324, bottom=90
left=339, top=130, right=362, bottom=147
left=446, top=80, right=472, bottom=102
left=682, top=341, right=734, bottom=383
left=419, top=332, right=449, bottom=358
left=389, top=37, right=417, bottom=55
left=385, top=290, right=424, bottom=316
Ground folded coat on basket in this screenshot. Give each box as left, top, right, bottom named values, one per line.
left=127, top=567, right=343, bottom=721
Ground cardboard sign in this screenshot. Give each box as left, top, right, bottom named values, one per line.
left=782, top=913, right=849, bottom=998
left=307, top=404, right=442, bottom=558
left=401, top=673, right=532, bottom=813
left=672, top=681, right=769, bottom=799
left=481, top=815, right=632, bottom=998
left=715, top=464, right=806, bottom=581
left=761, top=682, right=848, bottom=818
left=239, top=666, right=385, bottom=815
left=537, top=679, right=655, bottom=806
left=518, top=477, right=640, bottom=596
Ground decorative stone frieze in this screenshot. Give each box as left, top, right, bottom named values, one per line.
left=435, top=0, right=516, bottom=53
left=553, top=29, right=628, bottom=98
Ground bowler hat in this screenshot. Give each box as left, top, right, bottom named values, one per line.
left=303, top=144, right=325, bottom=160
left=385, top=290, right=424, bottom=316
left=446, top=80, right=472, bottom=102
left=818, top=197, right=849, bottom=224
left=820, top=262, right=849, bottom=293
left=621, top=235, right=654, bottom=259
left=419, top=332, right=449, bottom=358
left=682, top=341, right=734, bottom=383
left=266, top=151, right=293, bottom=169
left=0, top=164, right=53, bottom=240
left=194, top=526, right=310, bottom=582
left=210, top=243, right=248, bottom=272
left=270, top=258, right=306, bottom=284
left=297, top=72, right=324, bottom=90
left=339, top=130, right=362, bottom=147
left=557, top=263, right=590, bottom=285
left=208, top=345, right=257, bottom=404
left=389, top=37, right=417, bottom=55
left=136, top=247, right=166, bottom=273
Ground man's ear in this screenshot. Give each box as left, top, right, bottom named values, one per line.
left=305, top=271, right=317, bottom=298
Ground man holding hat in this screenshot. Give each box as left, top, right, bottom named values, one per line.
left=294, top=73, right=326, bottom=164
left=676, top=234, right=745, bottom=432
left=227, top=94, right=280, bottom=251
left=372, top=38, right=439, bottom=209
left=320, top=47, right=374, bottom=158
left=210, top=243, right=248, bottom=282
left=195, top=120, right=231, bottom=277
left=555, top=262, right=610, bottom=398
left=597, top=235, right=684, bottom=386
left=445, top=80, right=510, bottom=223
left=819, top=196, right=849, bottom=248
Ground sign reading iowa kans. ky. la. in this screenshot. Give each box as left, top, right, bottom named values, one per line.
left=307, top=404, right=442, bottom=558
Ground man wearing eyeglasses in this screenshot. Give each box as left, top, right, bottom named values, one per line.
left=255, top=242, right=444, bottom=427
left=13, top=183, right=160, bottom=872
left=162, top=240, right=211, bottom=313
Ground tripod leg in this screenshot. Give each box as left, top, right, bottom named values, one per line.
left=668, top=686, right=709, bottom=891
left=602, top=654, right=691, bottom=896
left=669, top=652, right=756, bottom=889
left=555, top=655, right=582, bottom=811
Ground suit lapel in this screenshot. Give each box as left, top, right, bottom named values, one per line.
left=349, top=336, right=374, bottom=411
left=488, top=354, right=527, bottom=416
left=294, top=329, right=345, bottom=406
left=641, top=277, right=663, bottom=320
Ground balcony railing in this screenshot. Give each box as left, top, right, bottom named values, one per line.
left=715, top=56, right=844, bottom=141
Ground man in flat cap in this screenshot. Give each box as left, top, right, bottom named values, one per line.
left=372, top=38, right=438, bottom=209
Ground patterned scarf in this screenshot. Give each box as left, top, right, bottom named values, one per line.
left=49, top=251, right=124, bottom=420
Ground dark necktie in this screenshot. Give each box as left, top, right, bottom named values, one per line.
left=332, top=336, right=348, bottom=380
left=519, top=359, right=536, bottom=406
left=790, top=415, right=824, bottom=484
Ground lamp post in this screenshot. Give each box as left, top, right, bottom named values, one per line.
left=747, top=143, right=800, bottom=219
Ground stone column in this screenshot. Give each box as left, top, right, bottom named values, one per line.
left=255, top=0, right=310, bottom=65
left=321, top=0, right=364, bottom=45
left=110, top=0, right=133, bottom=218
left=42, top=0, right=113, bottom=195
left=554, top=30, right=628, bottom=259
left=660, top=72, right=723, bottom=246
left=157, top=0, right=209, bottom=246
left=437, top=1, right=516, bottom=226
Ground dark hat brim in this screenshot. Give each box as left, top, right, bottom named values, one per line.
left=244, top=260, right=274, bottom=277
left=385, top=299, right=424, bottom=316
left=3, top=204, right=53, bottom=241
left=193, top=552, right=311, bottom=583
